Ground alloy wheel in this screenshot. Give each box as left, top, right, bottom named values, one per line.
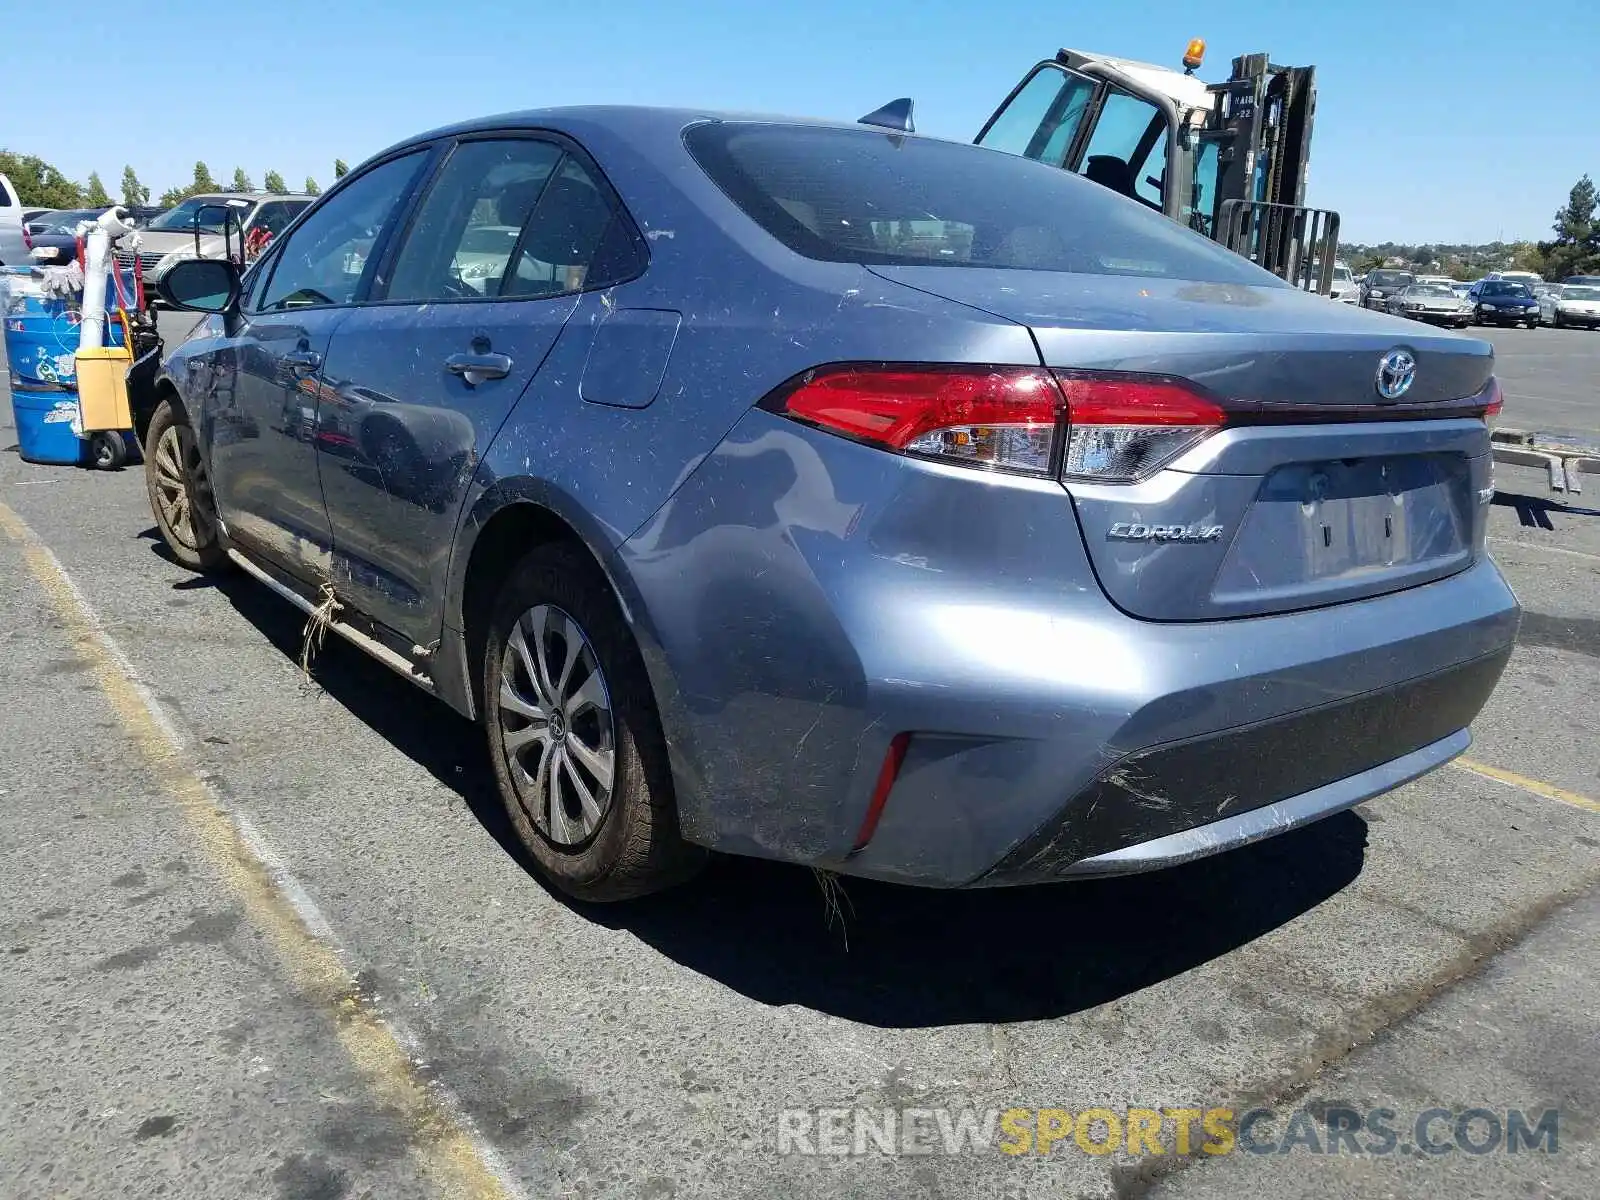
left=152, top=424, right=216, bottom=552
left=497, top=603, right=616, bottom=847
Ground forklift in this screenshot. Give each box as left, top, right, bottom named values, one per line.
left=969, top=39, right=1340, bottom=294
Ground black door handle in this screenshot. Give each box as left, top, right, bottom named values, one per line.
left=445, top=352, right=513, bottom=384
left=283, top=349, right=321, bottom=373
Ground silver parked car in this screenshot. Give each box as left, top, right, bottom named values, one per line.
left=117, top=192, right=314, bottom=287
left=145, top=107, right=1519, bottom=900
left=1386, top=282, right=1473, bottom=328
left=1540, top=284, right=1600, bottom=329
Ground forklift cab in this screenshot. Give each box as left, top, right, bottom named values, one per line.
left=976, top=45, right=1337, bottom=291
left=976, top=49, right=1213, bottom=230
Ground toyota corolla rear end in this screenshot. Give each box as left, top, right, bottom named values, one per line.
left=617, top=119, right=1520, bottom=887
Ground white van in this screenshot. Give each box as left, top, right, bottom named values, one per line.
left=0, top=172, right=27, bottom=265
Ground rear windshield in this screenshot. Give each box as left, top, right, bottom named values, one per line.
left=684, top=122, right=1282, bottom=285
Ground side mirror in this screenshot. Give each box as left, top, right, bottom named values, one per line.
left=158, top=258, right=241, bottom=313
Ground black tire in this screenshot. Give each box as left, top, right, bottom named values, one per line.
left=482, top=543, right=704, bottom=901
left=89, top=431, right=127, bottom=470
left=143, top=398, right=230, bottom=573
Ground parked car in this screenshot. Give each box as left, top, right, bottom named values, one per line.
left=1541, top=283, right=1600, bottom=329
left=1450, top=281, right=1474, bottom=300
left=1468, top=279, right=1541, bottom=327
left=119, top=192, right=313, bottom=292
left=1386, top=282, right=1472, bottom=327
left=145, top=107, right=1518, bottom=901
left=1327, top=262, right=1358, bottom=303
left=1562, top=274, right=1600, bottom=286
left=0, top=172, right=26, bottom=265
left=22, top=207, right=113, bottom=264
left=1360, top=268, right=1415, bottom=310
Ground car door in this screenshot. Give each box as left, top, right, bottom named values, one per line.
left=314, top=134, right=645, bottom=646
left=201, top=151, right=432, bottom=580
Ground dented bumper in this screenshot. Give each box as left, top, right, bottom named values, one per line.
left=617, top=411, right=1521, bottom=889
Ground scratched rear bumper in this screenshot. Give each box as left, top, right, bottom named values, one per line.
left=978, top=647, right=1510, bottom=885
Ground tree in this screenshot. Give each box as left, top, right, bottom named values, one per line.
left=333, top=159, right=349, bottom=179
left=120, top=165, right=149, bottom=207
left=191, top=161, right=217, bottom=195
left=0, top=150, right=84, bottom=208
left=1538, top=175, right=1599, bottom=280
left=229, top=166, right=254, bottom=193
left=304, top=176, right=321, bottom=196
left=84, top=171, right=111, bottom=206
left=263, top=169, right=288, bottom=194
left=157, top=185, right=188, bottom=209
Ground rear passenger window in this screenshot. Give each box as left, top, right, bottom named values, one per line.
left=386, top=139, right=565, bottom=302
left=506, top=156, right=643, bottom=297
left=385, top=139, right=644, bottom=302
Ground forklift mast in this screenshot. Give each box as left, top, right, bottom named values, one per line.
left=972, top=42, right=1339, bottom=294
left=1206, top=54, right=1337, bottom=292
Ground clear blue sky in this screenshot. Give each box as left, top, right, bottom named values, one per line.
left=3, top=0, right=1593, bottom=244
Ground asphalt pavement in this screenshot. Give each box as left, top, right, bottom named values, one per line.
left=1, top=320, right=1596, bottom=1199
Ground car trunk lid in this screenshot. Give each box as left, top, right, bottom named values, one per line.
left=869, top=266, right=1496, bottom=621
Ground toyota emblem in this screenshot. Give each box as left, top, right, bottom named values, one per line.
left=1376, top=349, right=1416, bottom=401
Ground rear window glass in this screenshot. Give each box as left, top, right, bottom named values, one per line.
left=684, top=122, right=1282, bottom=285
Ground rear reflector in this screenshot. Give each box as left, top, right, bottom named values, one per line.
left=766, top=365, right=1062, bottom=475
left=852, top=732, right=911, bottom=852
left=1053, top=372, right=1225, bottom=482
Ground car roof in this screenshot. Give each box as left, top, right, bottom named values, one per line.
left=185, top=191, right=316, bottom=202
left=369, top=104, right=936, bottom=163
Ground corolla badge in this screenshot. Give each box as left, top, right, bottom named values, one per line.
left=1107, top=522, right=1225, bottom=543
left=1375, top=349, right=1416, bottom=401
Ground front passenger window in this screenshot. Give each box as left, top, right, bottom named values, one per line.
left=257, top=152, right=427, bottom=312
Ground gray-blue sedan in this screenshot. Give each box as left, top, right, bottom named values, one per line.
left=145, top=107, right=1519, bottom=900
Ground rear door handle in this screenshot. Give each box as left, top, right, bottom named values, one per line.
left=283, top=349, right=321, bottom=373
left=445, top=352, right=513, bottom=385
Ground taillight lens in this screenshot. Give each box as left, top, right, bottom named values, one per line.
left=1052, top=373, right=1225, bottom=481
left=767, top=365, right=1062, bottom=475
left=22, top=225, right=32, bottom=250
left=766, top=365, right=1228, bottom=481
left=1482, top=376, right=1504, bottom=419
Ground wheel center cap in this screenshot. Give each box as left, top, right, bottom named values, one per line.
left=548, top=709, right=566, bottom=741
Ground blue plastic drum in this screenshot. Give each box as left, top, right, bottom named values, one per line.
left=4, top=267, right=136, bottom=466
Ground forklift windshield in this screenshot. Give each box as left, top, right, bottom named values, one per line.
left=977, top=63, right=1173, bottom=213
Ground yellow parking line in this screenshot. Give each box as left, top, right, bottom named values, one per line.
left=0, top=503, right=523, bottom=1200
left=1452, top=756, right=1600, bottom=815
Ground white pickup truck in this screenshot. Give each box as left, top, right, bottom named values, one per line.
left=0, top=172, right=29, bottom=265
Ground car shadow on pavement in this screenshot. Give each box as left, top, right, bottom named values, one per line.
left=204, top=562, right=1369, bottom=1030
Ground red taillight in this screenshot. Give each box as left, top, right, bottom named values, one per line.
left=1052, top=372, right=1225, bottom=481
left=22, top=225, right=32, bottom=250
left=1483, top=376, right=1504, bottom=418
left=768, top=365, right=1062, bottom=475
left=766, top=364, right=1226, bottom=482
